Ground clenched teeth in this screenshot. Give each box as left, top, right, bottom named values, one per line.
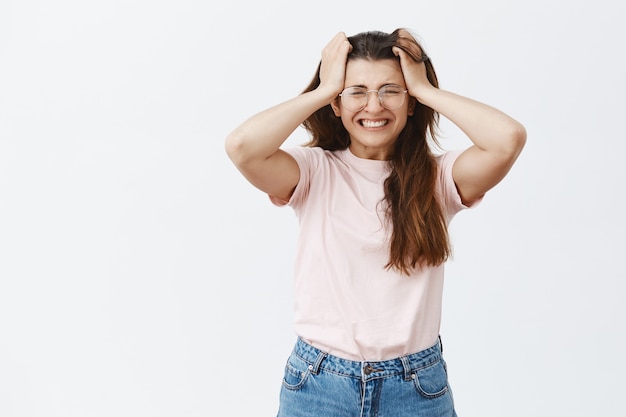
left=360, top=119, right=388, bottom=128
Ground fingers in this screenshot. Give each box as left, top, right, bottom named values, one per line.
left=393, top=46, right=413, bottom=75
left=321, top=32, right=349, bottom=65
left=319, top=32, right=352, bottom=95
left=392, top=45, right=432, bottom=101
left=324, top=32, right=352, bottom=57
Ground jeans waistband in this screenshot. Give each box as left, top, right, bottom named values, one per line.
left=292, top=337, right=443, bottom=381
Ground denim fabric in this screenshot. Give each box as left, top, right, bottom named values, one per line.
left=277, top=338, right=457, bottom=417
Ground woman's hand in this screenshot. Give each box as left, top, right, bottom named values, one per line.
left=392, top=32, right=434, bottom=102
left=318, top=32, right=352, bottom=98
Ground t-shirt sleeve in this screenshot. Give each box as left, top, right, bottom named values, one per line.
left=268, top=146, right=316, bottom=208
left=437, top=150, right=483, bottom=219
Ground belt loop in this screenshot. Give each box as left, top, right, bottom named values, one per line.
left=310, top=350, right=327, bottom=375
left=400, top=356, right=413, bottom=381
left=439, top=335, right=443, bottom=354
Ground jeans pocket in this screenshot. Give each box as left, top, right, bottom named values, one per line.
left=412, top=359, right=449, bottom=399
left=281, top=355, right=311, bottom=391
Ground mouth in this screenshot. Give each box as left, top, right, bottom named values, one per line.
left=359, top=119, right=389, bottom=128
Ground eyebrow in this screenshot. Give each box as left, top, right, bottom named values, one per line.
left=348, top=83, right=404, bottom=89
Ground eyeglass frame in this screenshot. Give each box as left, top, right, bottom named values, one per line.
left=338, top=85, right=409, bottom=112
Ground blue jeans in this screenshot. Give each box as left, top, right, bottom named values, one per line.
left=277, top=338, right=457, bottom=417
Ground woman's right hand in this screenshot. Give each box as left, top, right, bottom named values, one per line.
left=317, top=32, right=352, bottom=98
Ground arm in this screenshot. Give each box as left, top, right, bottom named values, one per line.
left=394, top=46, right=527, bottom=205
left=225, top=32, right=352, bottom=201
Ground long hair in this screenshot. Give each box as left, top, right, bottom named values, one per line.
left=301, top=28, right=451, bottom=275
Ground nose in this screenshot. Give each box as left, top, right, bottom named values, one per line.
left=364, top=90, right=384, bottom=111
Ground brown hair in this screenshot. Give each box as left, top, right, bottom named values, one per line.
left=301, top=28, right=451, bottom=275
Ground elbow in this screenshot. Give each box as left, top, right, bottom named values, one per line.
left=224, top=132, right=238, bottom=159
left=503, top=121, right=527, bottom=159
left=513, top=122, right=527, bottom=149
left=224, top=130, right=247, bottom=165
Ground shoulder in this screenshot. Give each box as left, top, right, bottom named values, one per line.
left=435, top=150, right=463, bottom=170
left=282, top=146, right=343, bottom=169
left=273, top=147, right=344, bottom=208
left=283, top=145, right=333, bottom=157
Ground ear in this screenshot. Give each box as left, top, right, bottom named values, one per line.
left=330, top=98, right=342, bottom=117
left=407, top=97, right=417, bottom=116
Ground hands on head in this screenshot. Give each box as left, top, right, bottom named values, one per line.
left=318, top=30, right=435, bottom=105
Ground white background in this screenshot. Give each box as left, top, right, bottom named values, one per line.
left=1, top=0, right=624, bottom=416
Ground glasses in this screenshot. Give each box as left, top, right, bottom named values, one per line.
left=339, top=85, right=408, bottom=112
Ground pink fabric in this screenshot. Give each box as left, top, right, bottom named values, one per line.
left=270, top=147, right=477, bottom=361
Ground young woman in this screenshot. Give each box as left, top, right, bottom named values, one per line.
left=225, top=28, right=526, bottom=417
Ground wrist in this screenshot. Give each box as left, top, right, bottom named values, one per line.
left=410, top=84, right=438, bottom=105
left=307, top=86, right=341, bottom=109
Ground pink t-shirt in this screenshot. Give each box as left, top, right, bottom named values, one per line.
left=271, top=146, right=476, bottom=361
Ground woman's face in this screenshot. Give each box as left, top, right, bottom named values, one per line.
left=331, top=58, right=413, bottom=160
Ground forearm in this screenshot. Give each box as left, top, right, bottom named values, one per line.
left=417, top=87, right=526, bottom=154
left=225, top=88, right=336, bottom=164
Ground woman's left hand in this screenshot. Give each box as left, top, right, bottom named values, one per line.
left=392, top=44, right=434, bottom=102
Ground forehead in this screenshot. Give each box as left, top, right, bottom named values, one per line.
left=344, top=58, right=404, bottom=87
